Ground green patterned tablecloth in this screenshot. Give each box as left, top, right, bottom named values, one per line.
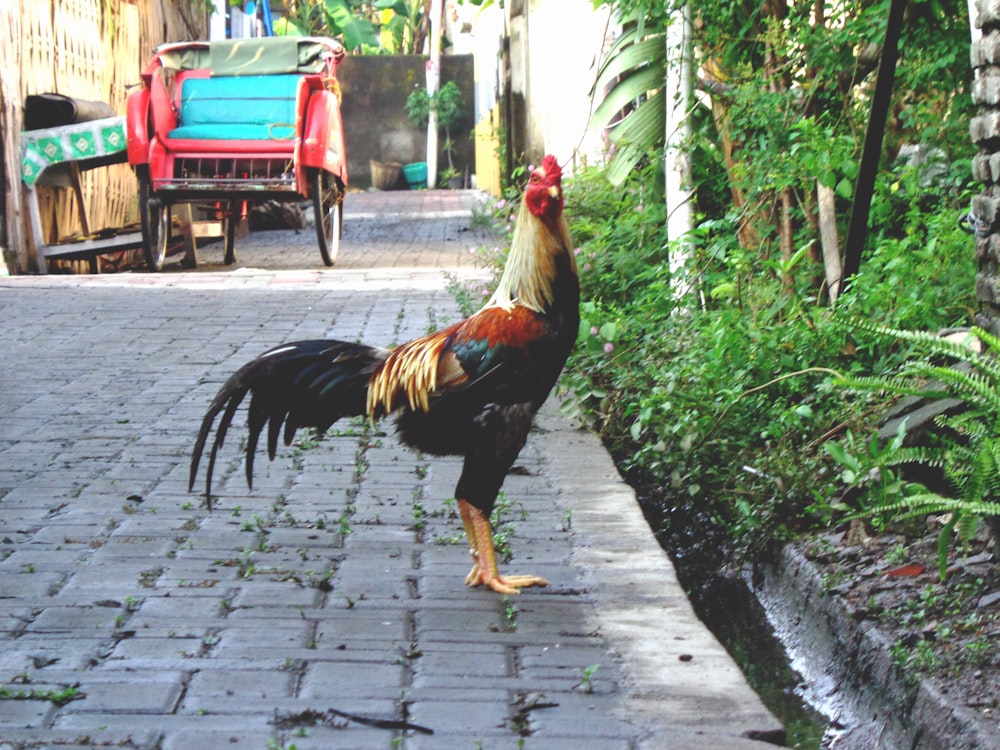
left=20, top=116, right=127, bottom=187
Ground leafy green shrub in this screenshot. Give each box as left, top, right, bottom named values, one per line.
left=826, top=321, right=1000, bottom=579
left=552, top=156, right=977, bottom=557
left=838, top=163, right=976, bottom=330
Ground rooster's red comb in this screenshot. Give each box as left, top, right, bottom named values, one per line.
left=540, top=154, right=562, bottom=181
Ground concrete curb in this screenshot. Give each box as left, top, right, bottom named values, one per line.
left=538, top=407, right=784, bottom=748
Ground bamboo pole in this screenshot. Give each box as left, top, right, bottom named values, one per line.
left=1, top=0, right=24, bottom=273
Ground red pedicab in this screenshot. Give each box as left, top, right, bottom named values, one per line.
left=125, top=36, right=348, bottom=270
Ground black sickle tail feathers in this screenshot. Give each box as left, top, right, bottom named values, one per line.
left=189, top=340, right=388, bottom=506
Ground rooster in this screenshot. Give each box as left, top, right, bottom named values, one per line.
left=189, top=155, right=579, bottom=594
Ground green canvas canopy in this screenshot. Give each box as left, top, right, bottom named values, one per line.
left=155, top=37, right=338, bottom=77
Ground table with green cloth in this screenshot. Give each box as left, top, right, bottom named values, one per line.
left=20, top=116, right=140, bottom=273
left=20, top=116, right=128, bottom=187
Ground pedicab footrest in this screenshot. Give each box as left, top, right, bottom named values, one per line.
left=154, top=175, right=296, bottom=192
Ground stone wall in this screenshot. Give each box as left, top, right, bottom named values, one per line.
left=972, top=1, right=1000, bottom=336
left=338, top=54, right=476, bottom=189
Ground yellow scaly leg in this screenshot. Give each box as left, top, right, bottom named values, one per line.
left=459, top=499, right=482, bottom=586
left=458, top=499, right=549, bottom=595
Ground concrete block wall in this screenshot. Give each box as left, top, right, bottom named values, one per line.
left=337, top=54, right=476, bottom=189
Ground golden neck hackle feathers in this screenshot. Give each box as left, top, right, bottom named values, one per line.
left=366, top=333, right=451, bottom=416
left=487, top=195, right=574, bottom=314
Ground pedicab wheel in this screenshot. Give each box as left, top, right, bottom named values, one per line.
left=309, top=168, right=343, bottom=267
left=137, top=168, right=169, bottom=271
left=223, top=200, right=239, bottom=265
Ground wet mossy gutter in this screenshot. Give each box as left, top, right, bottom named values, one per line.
left=751, top=544, right=1000, bottom=750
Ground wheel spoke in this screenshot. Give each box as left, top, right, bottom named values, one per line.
left=138, top=170, right=167, bottom=271
left=311, top=169, right=341, bottom=266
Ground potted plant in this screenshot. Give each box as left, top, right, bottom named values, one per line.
left=405, top=80, right=467, bottom=187
left=440, top=169, right=463, bottom=189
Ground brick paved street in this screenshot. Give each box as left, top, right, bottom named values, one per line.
left=0, top=190, right=781, bottom=749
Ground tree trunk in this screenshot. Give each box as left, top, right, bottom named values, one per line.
left=759, top=0, right=795, bottom=293
left=665, top=4, right=695, bottom=299
left=779, top=187, right=795, bottom=293
left=702, top=59, right=759, bottom=252
left=817, top=182, right=842, bottom=304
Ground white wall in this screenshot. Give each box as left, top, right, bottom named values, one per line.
left=465, top=0, right=616, bottom=174
left=522, top=0, right=616, bottom=172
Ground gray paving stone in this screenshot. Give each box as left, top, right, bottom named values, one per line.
left=300, top=661, right=406, bottom=696
left=406, top=696, right=512, bottom=737
left=0, top=694, right=52, bottom=728
left=25, top=605, right=124, bottom=634
left=59, top=674, right=185, bottom=714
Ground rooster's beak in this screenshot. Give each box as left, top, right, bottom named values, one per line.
left=548, top=186, right=560, bottom=199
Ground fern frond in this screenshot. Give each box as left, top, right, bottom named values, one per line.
left=869, top=445, right=946, bottom=471
left=840, top=319, right=978, bottom=360
left=832, top=318, right=1000, bottom=580
left=834, top=374, right=940, bottom=400
left=987, top=440, right=1000, bottom=493
left=962, top=446, right=990, bottom=504
left=956, top=513, right=980, bottom=543
left=966, top=331, right=1000, bottom=382
left=971, top=325, right=1000, bottom=353
left=938, top=514, right=959, bottom=580
left=906, top=363, right=1000, bottom=414
left=936, top=409, right=990, bottom=435
left=849, top=493, right=1000, bottom=521
left=865, top=492, right=950, bottom=515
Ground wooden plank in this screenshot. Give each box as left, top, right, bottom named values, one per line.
left=176, top=203, right=199, bottom=268
left=474, top=108, right=502, bottom=197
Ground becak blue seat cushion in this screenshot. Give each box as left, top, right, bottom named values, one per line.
left=169, top=74, right=299, bottom=141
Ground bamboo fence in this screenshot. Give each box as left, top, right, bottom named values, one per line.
left=2, top=0, right=207, bottom=273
